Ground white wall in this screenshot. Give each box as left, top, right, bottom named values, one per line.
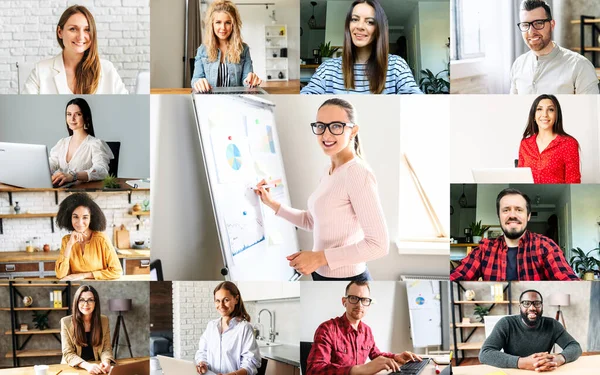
left=450, top=95, right=600, bottom=183
left=247, top=299, right=301, bottom=346
left=0, top=95, right=150, bottom=178
left=417, top=2, right=449, bottom=80
left=404, top=3, right=420, bottom=74
left=475, top=184, right=508, bottom=227
left=324, top=0, right=346, bottom=48
left=150, top=0, right=185, bottom=88
left=0, top=0, right=150, bottom=94
left=570, top=185, right=600, bottom=253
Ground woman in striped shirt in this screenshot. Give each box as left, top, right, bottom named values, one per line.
left=192, top=0, right=262, bottom=93
left=255, top=98, right=389, bottom=281
left=301, top=0, right=421, bottom=95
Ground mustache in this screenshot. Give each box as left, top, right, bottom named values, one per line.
left=505, top=217, right=522, bottom=224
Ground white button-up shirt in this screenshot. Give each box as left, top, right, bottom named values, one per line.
left=49, top=135, right=114, bottom=181
left=195, top=317, right=261, bottom=375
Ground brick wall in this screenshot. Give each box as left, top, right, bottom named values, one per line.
left=0, top=190, right=151, bottom=252
left=0, top=0, right=150, bottom=94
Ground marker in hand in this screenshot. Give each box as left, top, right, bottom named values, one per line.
left=250, top=184, right=276, bottom=190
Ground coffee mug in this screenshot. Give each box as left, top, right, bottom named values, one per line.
left=34, top=365, right=49, bottom=375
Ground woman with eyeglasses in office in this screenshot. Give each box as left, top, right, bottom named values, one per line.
left=517, top=94, right=581, bottom=183
left=23, top=5, right=128, bottom=94
left=55, top=193, right=123, bottom=281
left=301, top=0, right=421, bottom=94
left=255, top=98, right=388, bottom=281
left=50, top=98, right=114, bottom=187
left=195, top=281, right=261, bottom=375
left=191, top=0, right=262, bottom=93
left=61, top=285, right=115, bottom=374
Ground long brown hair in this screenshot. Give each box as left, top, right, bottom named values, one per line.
left=203, top=0, right=244, bottom=64
left=342, top=0, right=389, bottom=93
left=56, top=5, right=101, bottom=94
left=214, top=281, right=250, bottom=322
left=522, top=94, right=576, bottom=142
left=71, top=285, right=102, bottom=348
left=318, top=98, right=364, bottom=159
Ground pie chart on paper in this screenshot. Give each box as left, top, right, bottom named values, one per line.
left=226, top=144, right=242, bottom=170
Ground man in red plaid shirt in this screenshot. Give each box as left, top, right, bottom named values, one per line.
left=306, top=281, right=422, bottom=375
left=451, top=188, right=578, bottom=281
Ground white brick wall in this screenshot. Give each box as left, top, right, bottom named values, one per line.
left=0, top=190, right=151, bottom=251
left=0, top=0, right=150, bottom=94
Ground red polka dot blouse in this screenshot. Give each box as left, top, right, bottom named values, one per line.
left=518, top=134, right=581, bottom=183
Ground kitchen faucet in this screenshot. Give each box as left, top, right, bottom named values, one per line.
left=258, top=308, right=277, bottom=343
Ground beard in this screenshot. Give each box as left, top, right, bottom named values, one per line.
left=501, top=219, right=527, bottom=240
left=526, top=31, right=552, bottom=52
left=521, top=308, right=542, bottom=327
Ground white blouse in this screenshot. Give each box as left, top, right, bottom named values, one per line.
left=49, top=135, right=114, bottom=181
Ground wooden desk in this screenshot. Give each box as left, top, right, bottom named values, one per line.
left=453, top=355, right=600, bottom=375
left=151, top=79, right=300, bottom=95
left=15, top=275, right=150, bottom=281
left=0, top=357, right=149, bottom=374
left=0, top=178, right=149, bottom=192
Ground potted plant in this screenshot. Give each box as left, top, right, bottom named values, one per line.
left=569, top=247, right=600, bottom=280
left=469, top=220, right=490, bottom=243
left=32, top=311, right=50, bottom=330
left=318, top=41, right=339, bottom=62
left=473, top=306, right=489, bottom=323
left=419, top=68, right=450, bottom=94
left=102, top=174, right=121, bottom=189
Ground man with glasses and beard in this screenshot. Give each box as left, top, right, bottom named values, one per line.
left=510, top=0, right=599, bottom=94
left=306, top=281, right=422, bottom=375
left=479, top=290, right=582, bottom=371
left=451, top=188, right=578, bottom=281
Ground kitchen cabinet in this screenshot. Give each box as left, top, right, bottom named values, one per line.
left=265, top=359, right=299, bottom=375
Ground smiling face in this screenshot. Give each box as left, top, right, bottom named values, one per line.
left=342, top=283, right=370, bottom=323
left=66, top=104, right=85, bottom=133
left=315, top=105, right=358, bottom=157
left=213, top=11, right=233, bottom=41
left=520, top=7, right=554, bottom=54
left=535, top=99, right=556, bottom=133
left=58, top=12, right=91, bottom=55
left=214, top=288, right=238, bottom=318
left=499, top=194, right=530, bottom=240
left=349, top=2, right=376, bottom=49
left=520, top=291, right=543, bottom=327
left=78, top=291, right=96, bottom=316
left=71, top=206, right=91, bottom=234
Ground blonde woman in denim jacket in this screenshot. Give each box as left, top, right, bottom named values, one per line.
left=192, top=0, right=262, bottom=92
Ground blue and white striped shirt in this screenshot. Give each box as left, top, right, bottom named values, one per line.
left=301, top=54, right=423, bottom=95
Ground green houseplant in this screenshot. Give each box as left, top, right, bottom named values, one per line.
left=473, top=306, right=490, bottom=322
left=32, top=311, right=50, bottom=330
left=318, top=41, right=339, bottom=61
left=569, top=247, right=600, bottom=280
left=419, top=68, right=450, bottom=94
left=102, top=174, right=121, bottom=189
left=469, top=220, right=490, bottom=243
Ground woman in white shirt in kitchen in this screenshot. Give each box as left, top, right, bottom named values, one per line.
left=50, top=98, right=113, bottom=187
left=195, top=281, right=261, bottom=375
left=23, top=5, right=127, bottom=94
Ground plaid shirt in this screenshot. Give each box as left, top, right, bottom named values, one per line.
left=307, top=314, right=395, bottom=375
left=450, top=231, right=579, bottom=281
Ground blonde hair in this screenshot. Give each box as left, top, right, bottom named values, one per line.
left=318, top=98, right=364, bottom=159
left=204, top=0, right=244, bottom=64
left=56, top=5, right=101, bottom=94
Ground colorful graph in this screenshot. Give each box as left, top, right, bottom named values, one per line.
left=226, top=144, right=242, bottom=170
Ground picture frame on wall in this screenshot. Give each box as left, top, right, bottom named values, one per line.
left=486, top=225, right=503, bottom=240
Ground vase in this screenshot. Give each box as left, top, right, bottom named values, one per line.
left=473, top=236, right=482, bottom=243
left=14, top=202, right=21, bottom=214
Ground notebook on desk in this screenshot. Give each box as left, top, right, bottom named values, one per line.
left=472, top=168, right=534, bottom=183
left=157, top=355, right=217, bottom=375
left=192, top=86, right=268, bottom=95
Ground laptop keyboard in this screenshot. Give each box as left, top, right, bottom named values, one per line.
left=389, top=359, right=429, bottom=375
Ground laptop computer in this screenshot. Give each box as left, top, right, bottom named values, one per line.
left=0, top=142, right=77, bottom=189
left=157, top=355, right=217, bottom=375
left=192, top=86, right=268, bottom=95
left=110, top=358, right=150, bottom=375
left=472, top=168, right=534, bottom=183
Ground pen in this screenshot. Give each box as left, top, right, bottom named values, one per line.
left=55, top=370, right=63, bottom=375
left=251, top=184, right=277, bottom=190
left=435, top=364, right=440, bottom=374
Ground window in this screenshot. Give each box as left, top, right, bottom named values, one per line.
left=451, top=0, right=484, bottom=60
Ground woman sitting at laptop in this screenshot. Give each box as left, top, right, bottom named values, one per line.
left=55, top=193, right=123, bottom=281
left=61, top=285, right=115, bottom=374
left=191, top=0, right=262, bottom=93
left=195, top=281, right=261, bottom=375
left=518, top=94, right=581, bottom=183
left=50, top=97, right=114, bottom=187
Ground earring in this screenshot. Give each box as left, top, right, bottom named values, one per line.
left=84, top=124, right=89, bottom=130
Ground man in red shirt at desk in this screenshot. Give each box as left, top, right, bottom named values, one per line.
left=451, top=188, right=578, bottom=281
left=306, top=281, right=421, bottom=375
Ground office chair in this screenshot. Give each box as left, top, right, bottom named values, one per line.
left=256, top=358, right=268, bottom=375
left=300, top=341, right=313, bottom=375
left=106, top=141, right=121, bottom=177
left=16, top=62, right=34, bottom=94
left=150, top=259, right=164, bottom=281
left=514, top=159, right=518, bottom=168
left=190, top=58, right=196, bottom=80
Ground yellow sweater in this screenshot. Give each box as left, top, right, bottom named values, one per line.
left=55, top=232, right=123, bottom=280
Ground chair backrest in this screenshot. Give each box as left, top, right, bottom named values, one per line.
left=484, top=315, right=508, bottom=338
left=300, top=341, right=313, bottom=375
left=106, top=141, right=121, bottom=177
left=514, top=159, right=518, bottom=168
left=17, top=62, right=34, bottom=94
left=189, top=58, right=196, bottom=81
left=256, top=357, right=268, bottom=375
left=135, top=71, right=150, bottom=94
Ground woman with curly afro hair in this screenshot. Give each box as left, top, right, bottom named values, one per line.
left=55, top=193, right=122, bottom=280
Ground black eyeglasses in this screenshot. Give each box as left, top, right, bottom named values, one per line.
left=520, top=300, right=542, bottom=308
left=310, top=122, right=354, bottom=135
left=346, top=295, right=372, bottom=306
left=78, top=298, right=96, bottom=305
left=517, top=19, right=551, bottom=32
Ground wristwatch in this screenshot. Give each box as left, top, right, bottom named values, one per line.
left=70, top=171, right=78, bottom=182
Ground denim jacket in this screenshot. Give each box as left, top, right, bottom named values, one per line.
left=191, top=43, right=254, bottom=87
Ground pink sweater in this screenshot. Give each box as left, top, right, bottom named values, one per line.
left=276, top=158, right=389, bottom=278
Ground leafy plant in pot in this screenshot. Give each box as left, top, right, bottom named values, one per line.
left=569, top=247, right=600, bottom=280
left=102, top=174, right=121, bottom=189
left=473, top=306, right=489, bottom=323
left=419, top=68, right=450, bottom=94
left=318, top=41, right=339, bottom=62
left=469, top=220, right=490, bottom=243
left=32, top=311, right=50, bottom=330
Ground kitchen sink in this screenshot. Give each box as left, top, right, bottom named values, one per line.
left=256, top=340, right=282, bottom=348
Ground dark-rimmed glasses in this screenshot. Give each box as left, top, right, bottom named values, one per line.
left=310, top=122, right=354, bottom=135
left=517, top=19, right=551, bottom=32
left=78, top=298, right=96, bottom=305
left=520, top=300, right=542, bottom=308
left=346, top=295, right=372, bottom=306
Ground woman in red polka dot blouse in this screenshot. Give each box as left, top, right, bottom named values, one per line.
left=518, top=94, right=581, bottom=183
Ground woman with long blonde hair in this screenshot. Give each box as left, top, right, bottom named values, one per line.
left=24, top=5, right=127, bottom=94
left=192, top=0, right=262, bottom=92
